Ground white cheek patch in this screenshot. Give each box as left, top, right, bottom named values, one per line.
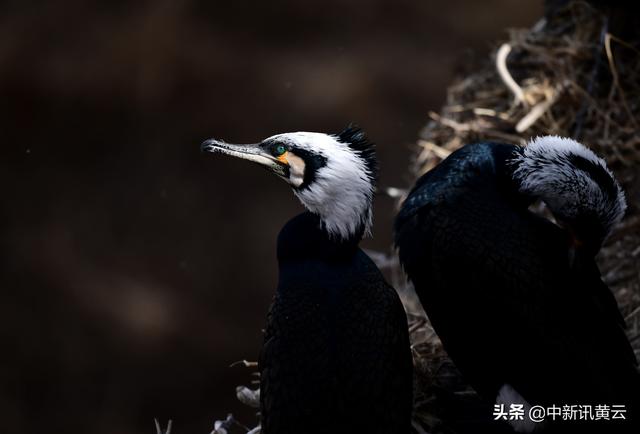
left=287, top=152, right=306, bottom=188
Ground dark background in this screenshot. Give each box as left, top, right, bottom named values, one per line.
left=0, top=1, right=540, bottom=433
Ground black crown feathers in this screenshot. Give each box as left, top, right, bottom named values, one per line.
left=337, top=124, right=378, bottom=185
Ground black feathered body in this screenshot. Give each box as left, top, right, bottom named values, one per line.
left=395, top=143, right=639, bottom=431
left=260, top=212, right=413, bottom=434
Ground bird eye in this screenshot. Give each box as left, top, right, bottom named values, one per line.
left=275, top=145, right=287, bottom=156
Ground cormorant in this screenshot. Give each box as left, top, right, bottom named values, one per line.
left=202, top=127, right=413, bottom=434
left=395, top=136, right=639, bottom=432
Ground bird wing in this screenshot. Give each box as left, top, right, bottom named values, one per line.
left=258, top=256, right=413, bottom=434
left=258, top=287, right=333, bottom=433
left=397, top=167, right=638, bottom=407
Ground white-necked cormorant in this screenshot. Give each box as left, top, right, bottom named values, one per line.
left=395, top=136, right=639, bottom=432
left=202, top=126, right=413, bottom=434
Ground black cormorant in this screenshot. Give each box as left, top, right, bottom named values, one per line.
left=202, top=127, right=413, bottom=434
left=395, top=136, right=639, bottom=432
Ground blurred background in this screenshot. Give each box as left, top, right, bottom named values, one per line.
left=0, top=1, right=540, bottom=433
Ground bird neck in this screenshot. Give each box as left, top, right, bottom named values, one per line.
left=493, top=144, right=535, bottom=207
left=276, top=212, right=362, bottom=263
left=293, top=185, right=373, bottom=240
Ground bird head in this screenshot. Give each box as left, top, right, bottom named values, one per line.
left=511, top=136, right=626, bottom=258
left=201, top=126, right=377, bottom=240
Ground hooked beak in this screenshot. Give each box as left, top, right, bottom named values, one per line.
left=201, top=139, right=288, bottom=178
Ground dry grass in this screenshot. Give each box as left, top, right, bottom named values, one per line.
left=208, top=3, right=640, bottom=433
left=402, top=1, right=640, bottom=432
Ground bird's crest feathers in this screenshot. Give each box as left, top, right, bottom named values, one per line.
left=337, top=125, right=378, bottom=185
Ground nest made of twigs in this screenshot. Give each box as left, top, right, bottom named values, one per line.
left=209, top=3, right=640, bottom=433
left=405, top=2, right=640, bottom=432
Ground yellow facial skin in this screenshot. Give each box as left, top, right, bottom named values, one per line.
left=277, top=151, right=289, bottom=164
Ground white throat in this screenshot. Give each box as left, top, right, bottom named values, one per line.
left=295, top=181, right=373, bottom=241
